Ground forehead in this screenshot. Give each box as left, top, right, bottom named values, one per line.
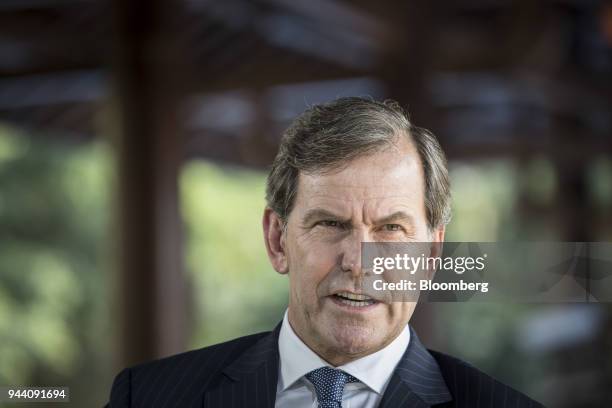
left=294, top=141, right=425, bottom=212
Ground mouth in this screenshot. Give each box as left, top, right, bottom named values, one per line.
left=331, top=291, right=379, bottom=308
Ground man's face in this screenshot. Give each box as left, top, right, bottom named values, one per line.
left=265, top=138, right=444, bottom=365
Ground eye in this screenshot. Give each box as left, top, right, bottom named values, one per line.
left=318, top=220, right=342, bottom=228
left=382, top=224, right=404, bottom=232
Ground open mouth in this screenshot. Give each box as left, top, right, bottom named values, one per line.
left=332, top=291, right=378, bottom=307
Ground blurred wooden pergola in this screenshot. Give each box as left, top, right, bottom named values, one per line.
left=1, top=0, right=611, bottom=373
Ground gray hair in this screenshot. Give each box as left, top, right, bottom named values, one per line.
left=265, top=97, right=451, bottom=230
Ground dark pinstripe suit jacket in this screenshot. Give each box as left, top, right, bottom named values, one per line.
left=106, top=324, right=544, bottom=408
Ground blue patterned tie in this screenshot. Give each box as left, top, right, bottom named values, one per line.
left=305, top=367, right=359, bottom=408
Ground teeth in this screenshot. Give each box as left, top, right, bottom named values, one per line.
left=336, top=297, right=374, bottom=307
left=336, top=291, right=372, bottom=301
left=334, top=291, right=376, bottom=307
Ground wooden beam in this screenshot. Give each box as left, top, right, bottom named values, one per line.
left=109, top=0, right=189, bottom=367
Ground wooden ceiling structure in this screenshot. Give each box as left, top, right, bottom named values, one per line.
left=1, top=0, right=611, bottom=376
left=2, top=0, right=610, bottom=163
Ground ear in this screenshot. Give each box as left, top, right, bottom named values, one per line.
left=425, top=226, right=446, bottom=280
left=263, top=207, right=289, bottom=274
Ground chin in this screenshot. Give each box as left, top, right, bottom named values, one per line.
left=326, top=321, right=382, bottom=356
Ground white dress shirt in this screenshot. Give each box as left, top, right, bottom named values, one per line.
left=275, top=310, right=410, bottom=408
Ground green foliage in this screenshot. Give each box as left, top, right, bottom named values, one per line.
left=436, top=160, right=551, bottom=399
left=0, top=124, right=112, bottom=405
left=180, top=161, right=288, bottom=347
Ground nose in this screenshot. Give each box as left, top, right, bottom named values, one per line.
left=340, top=229, right=367, bottom=279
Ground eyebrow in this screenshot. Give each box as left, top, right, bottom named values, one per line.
left=374, top=211, right=415, bottom=227
left=301, top=209, right=415, bottom=228
left=302, top=208, right=350, bottom=226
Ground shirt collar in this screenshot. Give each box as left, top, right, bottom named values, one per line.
left=277, top=309, right=410, bottom=395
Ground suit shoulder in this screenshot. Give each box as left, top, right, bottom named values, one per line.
left=108, top=331, right=270, bottom=407
left=130, top=331, right=269, bottom=377
left=429, top=349, right=545, bottom=407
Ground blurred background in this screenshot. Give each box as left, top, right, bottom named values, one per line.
left=1, top=0, right=611, bottom=406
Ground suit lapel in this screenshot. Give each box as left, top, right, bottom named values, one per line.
left=203, top=323, right=281, bottom=408
left=378, top=326, right=452, bottom=408
left=202, top=324, right=451, bottom=408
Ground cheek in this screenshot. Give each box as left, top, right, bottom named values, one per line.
left=289, top=241, right=339, bottom=295
left=390, top=302, right=417, bottom=325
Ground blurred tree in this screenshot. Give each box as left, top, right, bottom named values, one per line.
left=436, top=160, right=548, bottom=401
left=181, top=161, right=288, bottom=348
left=0, top=123, right=112, bottom=406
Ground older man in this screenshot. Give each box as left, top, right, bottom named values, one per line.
left=107, top=97, right=543, bottom=407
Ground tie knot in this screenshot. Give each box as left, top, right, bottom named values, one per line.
left=305, top=367, right=359, bottom=407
